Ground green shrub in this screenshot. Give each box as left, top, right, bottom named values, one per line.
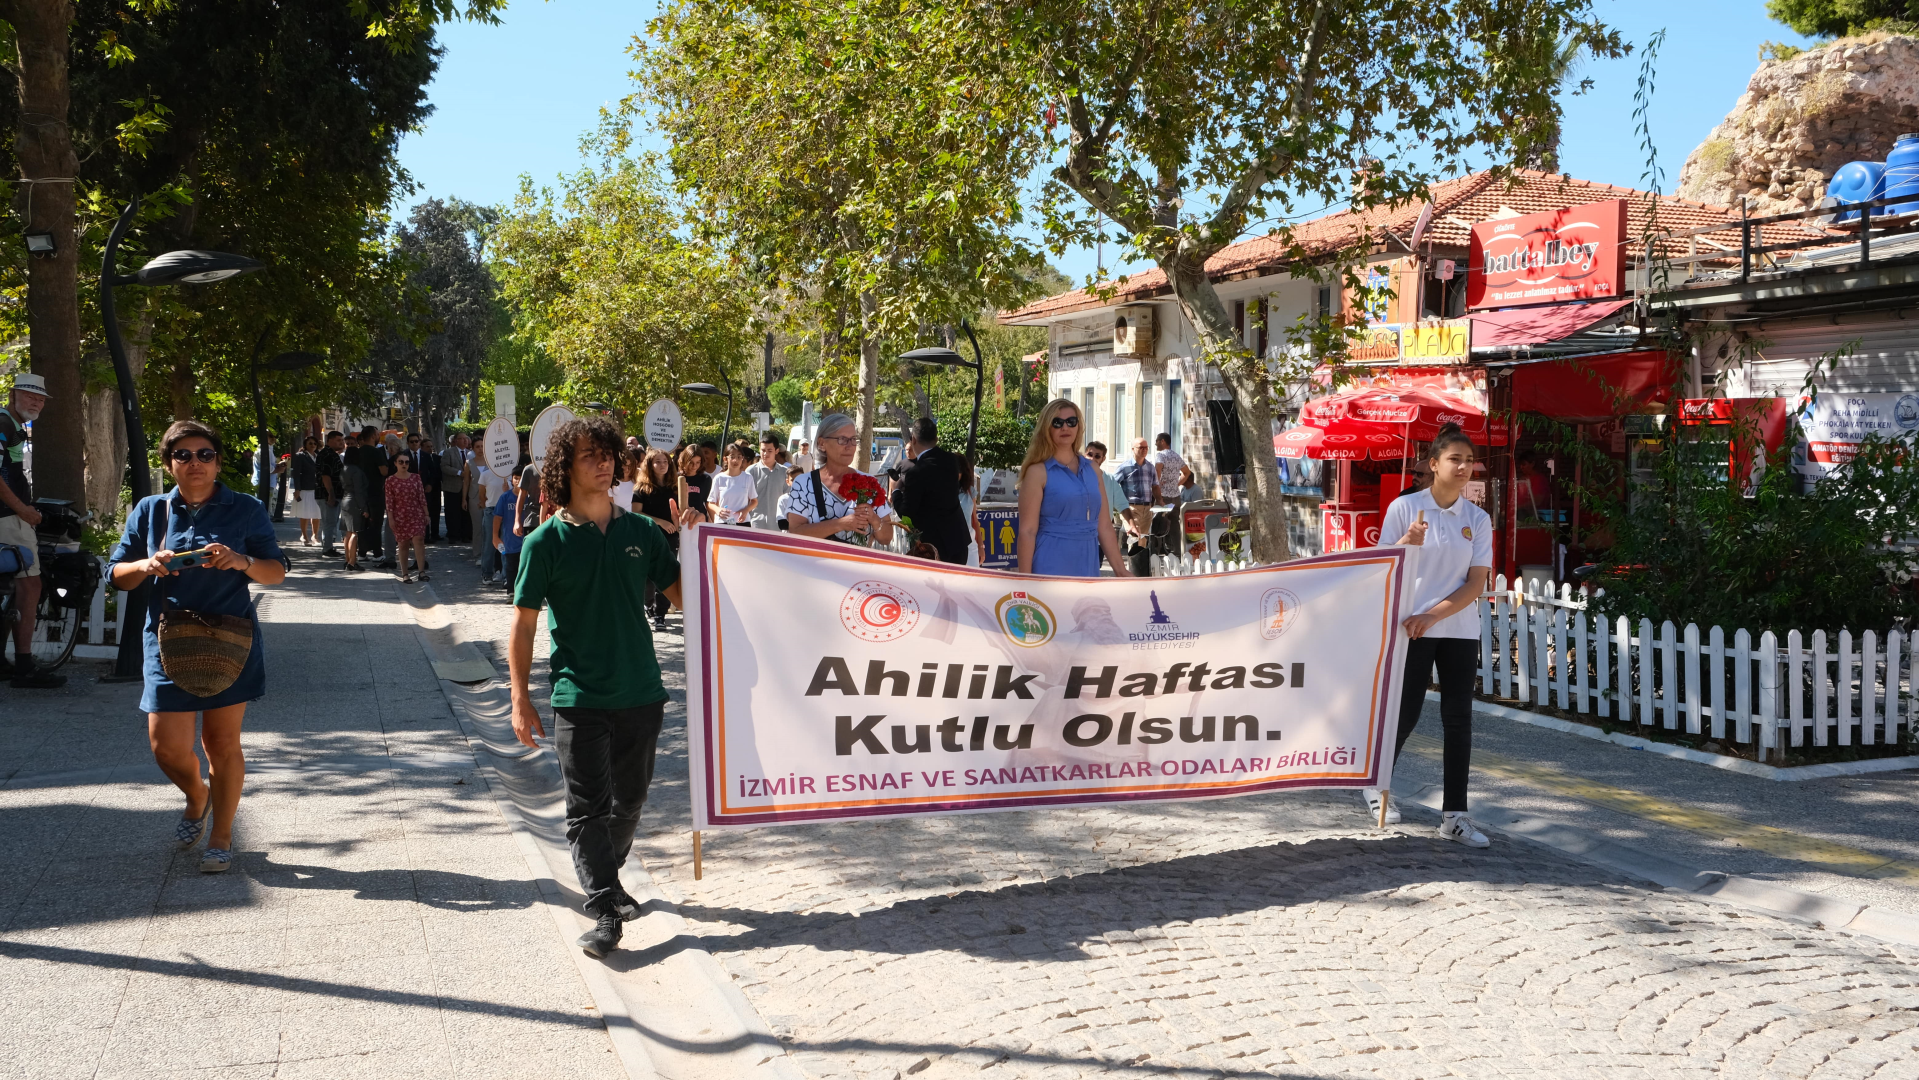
left=932, top=407, right=1032, bottom=470
left=1572, top=416, right=1919, bottom=634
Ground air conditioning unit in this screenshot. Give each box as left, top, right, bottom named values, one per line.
left=1113, top=305, right=1156, bottom=358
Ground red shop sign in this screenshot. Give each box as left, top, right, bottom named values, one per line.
left=1467, top=198, right=1627, bottom=310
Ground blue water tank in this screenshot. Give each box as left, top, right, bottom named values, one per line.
left=1825, top=160, right=1885, bottom=221
left=1887, top=133, right=1919, bottom=215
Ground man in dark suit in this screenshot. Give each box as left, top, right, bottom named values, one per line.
left=889, top=416, right=969, bottom=565
left=417, top=435, right=442, bottom=544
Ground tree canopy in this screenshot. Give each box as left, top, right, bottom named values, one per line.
left=366, top=198, right=500, bottom=437
left=0, top=0, right=498, bottom=509
left=638, top=0, right=1050, bottom=466
left=490, top=150, right=758, bottom=423
left=1768, top=0, right=1918, bottom=38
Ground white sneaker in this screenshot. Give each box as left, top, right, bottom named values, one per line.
left=1439, top=812, right=1490, bottom=848
left=1361, top=787, right=1400, bottom=824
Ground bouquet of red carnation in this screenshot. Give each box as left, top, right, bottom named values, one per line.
left=837, top=472, right=889, bottom=509
left=836, top=471, right=889, bottom=546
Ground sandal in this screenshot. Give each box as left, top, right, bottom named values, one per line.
left=199, top=847, right=232, bottom=873
left=174, top=800, right=212, bottom=850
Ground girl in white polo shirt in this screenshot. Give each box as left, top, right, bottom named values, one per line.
left=1371, top=423, right=1494, bottom=847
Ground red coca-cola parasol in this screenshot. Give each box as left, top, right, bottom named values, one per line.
left=1300, top=385, right=1487, bottom=439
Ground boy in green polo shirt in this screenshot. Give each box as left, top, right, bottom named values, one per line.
left=509, top=415, right=697, bottom=959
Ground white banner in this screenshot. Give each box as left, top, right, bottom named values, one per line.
left=686, top=527, right=1412, bottom=829
left=1795, top=391, right=1919, bottom=479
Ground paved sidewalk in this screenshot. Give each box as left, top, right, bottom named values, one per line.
left=421, top=548, right=1919, bottom=1080
left=0, top=546, right=624, bottom=1079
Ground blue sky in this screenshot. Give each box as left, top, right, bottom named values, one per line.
left=395, top=0, right=1814, bottom=283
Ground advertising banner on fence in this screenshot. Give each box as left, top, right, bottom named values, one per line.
left=685, top=527, right=1412, bottom=830
left=1793, top=391, right=1919, bottom=480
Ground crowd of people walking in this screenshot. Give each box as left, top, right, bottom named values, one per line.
left=98, top=401, right=1490, bottom=952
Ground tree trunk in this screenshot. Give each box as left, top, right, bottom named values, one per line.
left=4, top=0, right=84, bottom=509
left=82, top=383, right=126, bottom=515
left=853, top=291, right=878, bottom=472
left=1162, top=260, right=1294, bottom=564
left=169, top=358, right=196, bottom=421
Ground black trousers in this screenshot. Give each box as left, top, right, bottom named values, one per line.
left=359, top=499, right=384, bottom=555
left=1394, top=637, right=1478, bottom=812
left=445, top=494, right=468, bottom=542
left=553, top=702, right=664, bottom=916
left=423, top=487, right=442, bottom=542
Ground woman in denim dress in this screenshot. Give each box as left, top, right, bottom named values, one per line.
left=109, top=421, right=288, bottom=872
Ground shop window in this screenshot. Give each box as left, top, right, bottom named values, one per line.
left=1208, top=398, right=1244, bottom=476
left=1421, top=272, right=1467, bottom=319
left=1167, top=380, right=1184, bottom=452
left=1140, top=383, right=1154, bottom=440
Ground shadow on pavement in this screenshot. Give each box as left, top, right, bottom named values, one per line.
left=635, top=832, right=1589, bottom=968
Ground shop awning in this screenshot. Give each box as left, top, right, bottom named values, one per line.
left=1467, top=298, right=1634, bottom=349
left=1277, top=415, right=1508, bottom=461
left=1507, top=349, right=1676, bottom=421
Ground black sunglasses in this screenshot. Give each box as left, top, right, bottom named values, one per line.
left=1050, top=415, right=1080, bottom=429
left=168, top=448, right=220, bottom=463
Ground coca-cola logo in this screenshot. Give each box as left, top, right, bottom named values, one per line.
left=1437, top=412, right=1466, bottom=424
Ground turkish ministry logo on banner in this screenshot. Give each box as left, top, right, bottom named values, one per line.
left=1468, top=198, right=1627, bottom=310
left=839, top=581, right=920, bottom=642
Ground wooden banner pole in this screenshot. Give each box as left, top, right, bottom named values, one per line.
left=1377, top=790, right=1391, bottom=830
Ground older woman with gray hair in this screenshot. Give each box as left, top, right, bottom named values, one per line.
left=784, top=413, right=895, bottom=545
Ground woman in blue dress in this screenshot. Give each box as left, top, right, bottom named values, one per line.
left=1015, top=398, right=1131, bottom=577
left=109, top=421, right=288, bottom=873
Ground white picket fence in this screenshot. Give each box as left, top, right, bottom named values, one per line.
left=19, top=579, right=129, bottom=661
left=1138, top=560, right=1913, bottom=758
left=1152, top=554, right=1255, bottom=576
left=1480, top=577, right=1914, bottom=756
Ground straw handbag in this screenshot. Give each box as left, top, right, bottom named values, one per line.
left=153, top=501, right=253, bottom=697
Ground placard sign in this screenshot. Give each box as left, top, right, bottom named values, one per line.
left=685, top=528, right=1410, bottom=830
left=644, top=398, right=684, bottom=452
left=1793, top=392, right=1919, bottom=479
left=1468, top=198, right=1627, bottom=310
left=528, top=405, right=576, bottom=469
left=482, top=416, right=518, bottom=474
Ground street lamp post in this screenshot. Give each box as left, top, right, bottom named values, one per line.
left=99, top=197, right=265, bottom=681
left=900, top=320, right=986, bottom=464
left=681, top=373, right=734, bottom=450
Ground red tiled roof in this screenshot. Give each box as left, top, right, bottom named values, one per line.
left=1000, top=169, right=1818, bottom=324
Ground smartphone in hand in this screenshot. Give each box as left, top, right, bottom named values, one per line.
left=164, top=548, right=210, bottom=571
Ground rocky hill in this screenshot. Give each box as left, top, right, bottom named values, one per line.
left=1675, top=34, right=1919, bottom=215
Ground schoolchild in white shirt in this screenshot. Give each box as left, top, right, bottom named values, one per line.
left=1372, top=422, right=1494, bottom=847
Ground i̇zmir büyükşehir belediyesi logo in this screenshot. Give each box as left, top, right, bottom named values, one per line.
left=996, top=591, right=1056, bottom=648
left=839, top=581, right=920, bottom=642
left=1260, top=587, right=1302, bottom=641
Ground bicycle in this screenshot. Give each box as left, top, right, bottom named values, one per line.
left=0, top=499, right=102, bottom=673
